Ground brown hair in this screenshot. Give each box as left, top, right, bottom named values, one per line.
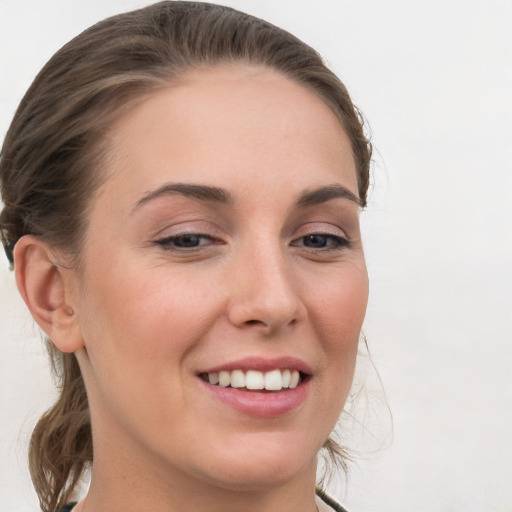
left=0, top=2, right=372, bottom=511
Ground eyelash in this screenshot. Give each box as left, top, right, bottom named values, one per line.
left=155, top=233, right=218, bottom=251
left=291, top=233, right=350, bottom=251
left=155, top=232, right=350, bottom=253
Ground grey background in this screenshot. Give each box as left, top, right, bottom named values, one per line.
left=1, top=1, right=511, bottom=511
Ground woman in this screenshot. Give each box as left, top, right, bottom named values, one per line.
left=0, top=2, right=371, bottom=511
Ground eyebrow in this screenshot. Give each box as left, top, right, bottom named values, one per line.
left=132, top=182, right=360, bottom=213
left=295, top=184, right=361, bottom=207
left=133, top=183, right=234, bottom=212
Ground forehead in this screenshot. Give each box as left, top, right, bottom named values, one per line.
left=101, top=65, right=358, bottom=205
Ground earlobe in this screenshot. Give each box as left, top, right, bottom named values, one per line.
left=13, top=235, right=84, bottom=353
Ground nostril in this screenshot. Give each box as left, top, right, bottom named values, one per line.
left=245, top=319, right=264, bottom=326
left=242, top=319, right=271, bottom=329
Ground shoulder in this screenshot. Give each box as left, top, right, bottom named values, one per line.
left=316, top=487, right=351, bottom=512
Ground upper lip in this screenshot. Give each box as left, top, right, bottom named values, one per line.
left=199, top=356, right=312, bottom=375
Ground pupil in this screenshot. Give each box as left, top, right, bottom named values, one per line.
left=305, top=235, right=327, bottom=248
left=176, top=235, right=200, bottom=247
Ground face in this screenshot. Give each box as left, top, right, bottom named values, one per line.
left=72, top=66, right=368, bottom=493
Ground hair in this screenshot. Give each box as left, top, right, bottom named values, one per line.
left=0, top=2, right=372, bottom=511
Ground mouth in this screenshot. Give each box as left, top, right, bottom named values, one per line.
left=197, top=357, right=312, bottom=417
left=199, top=368, right=308, bottom=392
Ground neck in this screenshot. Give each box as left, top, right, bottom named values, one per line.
left=80, top=467, right=319, bottom=512
left=79, top=432, right=320, bottom=512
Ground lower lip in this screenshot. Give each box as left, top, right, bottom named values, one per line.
left=199, top=378, right=310, bottom=418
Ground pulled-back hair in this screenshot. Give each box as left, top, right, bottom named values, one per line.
left=0, top=2, right=372, bottom=511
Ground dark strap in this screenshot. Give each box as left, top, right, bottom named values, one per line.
left=316, top=487, right=350, bottom=512
left=59, top=494, right=348, bottom=512
left=59, top=503, right=78, bottom=512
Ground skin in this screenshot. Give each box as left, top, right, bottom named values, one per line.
left=17, top=65, right=368, bottom=512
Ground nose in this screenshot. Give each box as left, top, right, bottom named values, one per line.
left=227, top=243, right=306, bottom=334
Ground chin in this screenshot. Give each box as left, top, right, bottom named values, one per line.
left=189, top=432, right=321, bottom=492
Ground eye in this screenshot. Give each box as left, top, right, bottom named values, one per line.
left=292, top=233, right=349, bottom=250
left=156, top=233, right=215, bottom=250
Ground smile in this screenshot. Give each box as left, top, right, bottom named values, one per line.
left=200, top=369, right=302, bottom=391
left=197, top=357, right=312, bottom=417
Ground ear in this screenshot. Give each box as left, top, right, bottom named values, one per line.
left=13, top=235, right=84, bottom=353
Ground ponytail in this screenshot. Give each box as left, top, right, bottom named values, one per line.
left=28, top=344, right=92, bottom=512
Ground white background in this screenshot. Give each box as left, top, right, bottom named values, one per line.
left=1, top=1, right=511, bottom=511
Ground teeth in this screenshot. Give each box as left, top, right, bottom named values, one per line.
left=204, top=369, right=303, bottom=391
left=289, top=370, right=300, bottom=389
left=282, top=369, right=291, bottom=388
left=218, top=371, right=230, bottom=387
left=230, top=370, right=245, bottom=388
left=246, top=370, right=265, bottom=390
left=264, top=369, right=282, bottom=391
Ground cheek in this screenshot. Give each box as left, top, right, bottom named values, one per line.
left=77, top=261, right=224, bottom=370
left=75, top=265, right=222, bottom=430
left=309, top=264, right=368, bottom=343
left=306, top=264, right=368, bottom=390
left=298, top=265, right=368, bottom=442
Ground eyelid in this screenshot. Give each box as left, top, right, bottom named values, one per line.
left=152, top=220, right=225, bottom=250
left=289, top=222, right=352, bottom=253
left=154, top=232, right=224, bottom=255
left=156, top=232, right=213, bottom=244
left=153, top=220, right=220, bottom=239
left=291, top=233, right=350, bottom=249
left=292, top=222, right=349, bottom=239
